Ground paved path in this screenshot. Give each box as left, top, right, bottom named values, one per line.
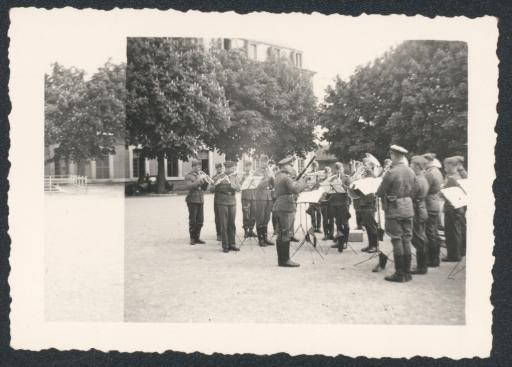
left=125, top=193, right=465, bottom=324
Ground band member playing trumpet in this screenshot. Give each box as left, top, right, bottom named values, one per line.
left=213, top=161, right=241, bottom=253
left=211, top=163, right=225, bottom=242
left=328, top=162, right=352, bottom=252
left=273, top=157, right=307, bottom=267
left=254, top=155, right=275, bottom=247
left=240, top=161, right=257, bottom=238
left=185, top=160, right=210, bottom=245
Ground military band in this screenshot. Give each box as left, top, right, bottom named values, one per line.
left=182, top=145, right=467, bottom=280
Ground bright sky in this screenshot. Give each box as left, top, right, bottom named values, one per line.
left=37, top=10, right=412, bottom=102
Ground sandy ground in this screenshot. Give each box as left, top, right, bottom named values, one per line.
left=45, top=185, right=124, bottom=321
left=125, top=192, right=465, bottom=324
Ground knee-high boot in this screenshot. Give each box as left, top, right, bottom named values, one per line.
left=385, top=254, right=405, bottom=282
left=403, top=254, right=412, bottom=282
left=279, top=241, right=300, bottom=267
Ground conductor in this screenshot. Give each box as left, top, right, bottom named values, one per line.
left=273, top=157, right=307, bottom=267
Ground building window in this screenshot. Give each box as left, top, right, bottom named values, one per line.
left=248, top=44, right=257, bottom=60
left=296, top=53, right=302, bottom=68
left=132, top=151, right=146, bottom=178
left=167, top=156, right=179, bottom=177
left=96, top=156, right=110, bottom=179
left=198, top=150, right=209, bottom=175
left=77, top=161, right=86, bottom=176
left=223, top=39, right=231, bottom=50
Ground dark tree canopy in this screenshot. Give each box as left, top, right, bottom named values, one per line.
left=45, top=61, right=126, bottom=161
left=126, top=38, right=231, bottom=162
left=319, top=40, right=468, bottom=162
left=213, top=48, right=318, bottom=161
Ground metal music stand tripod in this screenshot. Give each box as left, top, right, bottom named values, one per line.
left=290, top=202, right=324, bottom=261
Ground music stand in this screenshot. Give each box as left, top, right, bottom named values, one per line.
left=353, top=197, right=386, bottom=265
left=447, top=256, right=466, bottom=279
left=290, top=202, right=324, bottom=262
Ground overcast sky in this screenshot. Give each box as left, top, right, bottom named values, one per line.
left=37, top=10, right=418, bottom=102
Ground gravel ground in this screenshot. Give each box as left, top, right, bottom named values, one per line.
left=125, top=192, right=465, bottom=324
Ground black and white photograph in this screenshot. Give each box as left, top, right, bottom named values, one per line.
left=8, top=9, right=496, bottom=357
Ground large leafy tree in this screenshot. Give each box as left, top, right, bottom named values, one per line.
left=45, top=62, right=126, bottom=167
left=126, top=38, right=231, bottom=193
left=319, top=40, right=467, bottom=162
left=213, top=48, right=318, bottom=161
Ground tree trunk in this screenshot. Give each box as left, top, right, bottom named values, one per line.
left=157, top=153, right=166, bottom=194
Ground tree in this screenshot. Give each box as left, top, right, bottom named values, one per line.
left=213, top=48, right=318, bottom=161
left=319, top=40, right=468, bottom=162
left=45, top=61, right=126, bottom=169
left=126, top=38, right=232, bottom=193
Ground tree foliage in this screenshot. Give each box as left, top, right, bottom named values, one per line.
left=126, top=38, right=231, bottom=161
left=319, top=40, right=468, bottom=161
left=213, top=48, right=318, bottom=161
left=45, top=62, right=126, bottom=162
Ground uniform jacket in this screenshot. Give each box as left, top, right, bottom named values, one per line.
left=240, top=172, right=256, bottom=201
left=214, top=173, right=240, bottom=206
left=273, top=170, right=306, bottom=213
left=413, top=172, right=429, bottom=221
left=376, top=162, right=415, bottom=218
left=253, top=167, right=274, bottom=201
left=328, top=173, right=352, bottom=206
left=424, top=166, right=444, bottom=213
left=211, top=172, right=224, bottom=204
left=185, top=172, right=208, bottom=204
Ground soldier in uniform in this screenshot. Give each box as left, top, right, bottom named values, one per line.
left=212, top=161, right=241, bottom=253
left=240, top=161, right=257, bottom=238
left=410, top=156, right=430, bottom=274
left=306, top=161, right=322, bottom=233
left=376, top=145, right=416, bottom=282
left=319, top=166, right=334, bottom=240
left=211, top=163, right=225, bottom=242
left=422, top=153, right=444, bottom=267
left=358, top=158, right=380, bottom=253
left=441, top=156, right=467, bottom=262
left=185, top=161, right=210, bottom=245
left=254, top=155, right=275, bottom=247
left=272, top=157, right=307, bottom=267
left=328, top=162, right=352, bottom=252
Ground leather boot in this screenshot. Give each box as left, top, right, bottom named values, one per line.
left=244, top=228, right=250, bottom=239
left=411, top=250, right=428, bottom=275
left=280, top=241, right=300, bottom=267
left=257, top=228, right=266, bottom=247
left=276, top=240, right=284, bottom=266
left=263, top=228, right=275, bottom=246
left=428, top=244, right=440, bottom=267
left=385, top=255, right=405, bottom=282
left=249, top=228, right=257, bottom=237
left=403, top=254, right=412, bottom=282
left=372, top=252, right=388, bottom=272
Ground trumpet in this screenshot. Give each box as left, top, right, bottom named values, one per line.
left=198, top=170, right=214, bottom=185
left=213, top=174, right=231, bottom=186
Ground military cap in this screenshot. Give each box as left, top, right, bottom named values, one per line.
left=432, top=159, right=442, bottom=168
left=411, top=155, right=428, bottom=170
left=215, top=163, right=224, bottom=169
left=444, top=156, right=462, bottom=166
left=422, top=153, right=437, bottom=161
left=454, top=156, right=465, bottom=164
left=389, top=145, right=408, bottom=154
left=191, top=160, right=202, bottom=167
left=278, top=156, right=294, bottom=166
left=224, top=161, right=236, bottom=168
left=334, top=161, right=343, bottom=169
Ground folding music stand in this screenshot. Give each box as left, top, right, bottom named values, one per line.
left=290, top=202, right=324, bottom=262
left=447, top=256, right=466, bottom=279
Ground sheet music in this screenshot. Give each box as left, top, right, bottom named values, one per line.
left=351, top=177, right=382, bottom=195
left=441, top=186, right=468, bottom=209
left=297, top=189, right=325, bottom=203
left=457, top=178, right=468, bottom=194
left=240, top=175, right=262, bottom=190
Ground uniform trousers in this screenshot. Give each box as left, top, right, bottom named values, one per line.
left=255, top=200, right=273, bottom=231
left=187, top=203, right=204, bottom=239
left=218, top=204, right=236, bottom=249
left=241, top=199, right=256, bottom=230
left=360, top=207, right=379, bottom=248
left=444, top=207, right=466, bottom=261
left=289, top=212, right=296, bottom=237
left=214, top=201, right=221, bottom=236
left=385, top=217, right=413, bottom=256
left=320, top=202, right=333, bottom=236
left=307, top=203, right=322, bottom=229
left=412, top=216, right=427, bottom=257
left=329, top=204, right=351, bottom=242
left=426, top=211, right=441, bottom=263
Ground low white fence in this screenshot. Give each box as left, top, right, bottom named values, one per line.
left=44, top=175, right=88, bottom=192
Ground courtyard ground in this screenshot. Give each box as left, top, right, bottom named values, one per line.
left=124, top=191, right=465, bottom=324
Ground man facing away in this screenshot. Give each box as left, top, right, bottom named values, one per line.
left=254, top=155, right=275, bottom=247
left=410, top=156, right=430, bottom=275
left=328, top=162, right=352, bottom=252
left=272, top=157, right=307, bottom=267
left=184, top=160, right=210, bottom=245
left=422, top=153, right=444, bottom=267
left=376, top=145, right=416, bottom=282
left=211, top=163, right=225, bottom=242
left=212, top=161, right=241, bottom=253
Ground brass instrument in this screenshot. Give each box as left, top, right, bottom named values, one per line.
left=198, top=170, right=214, bottom=185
